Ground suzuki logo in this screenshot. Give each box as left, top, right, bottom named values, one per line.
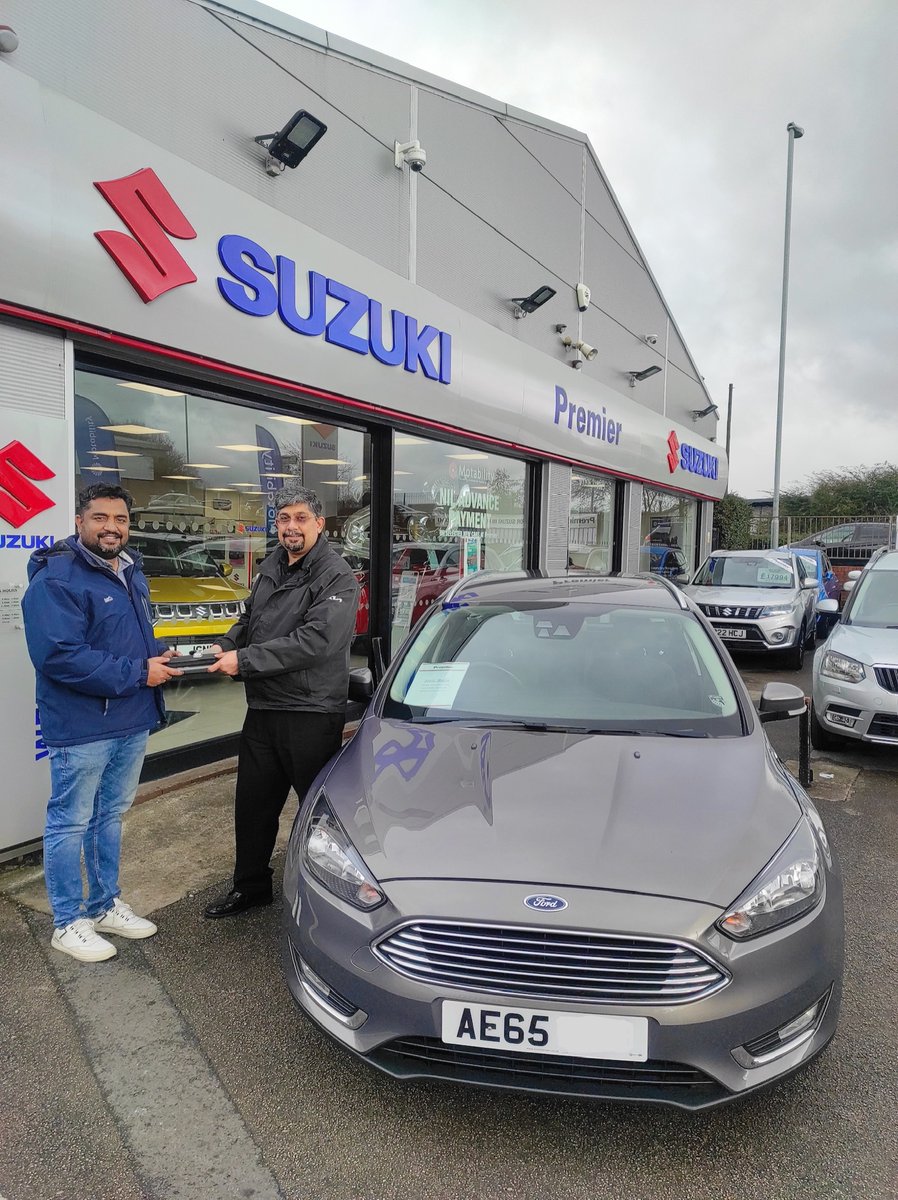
left=0, top=441, right=56, bottom=529
left=94, top=168, right=197, bottom=303
left=666, top=430, right=680, bottom=474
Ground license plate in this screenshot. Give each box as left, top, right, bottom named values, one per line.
left=175, top=642, right=214, bottom=657
left=715, top=626, right=746, bottom=639
left=441, top=1000, right=648, bottom=1062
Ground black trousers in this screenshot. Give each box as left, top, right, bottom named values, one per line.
left=233, top=707, right=344, bottom=896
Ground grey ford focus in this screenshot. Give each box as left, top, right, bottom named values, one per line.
left=282, top=573, right=843, bottom=1109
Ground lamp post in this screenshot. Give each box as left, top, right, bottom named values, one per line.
left=770, top=121, right=804, bottom=549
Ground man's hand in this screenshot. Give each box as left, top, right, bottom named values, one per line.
left=208, top=649, right=240, bottom=676
left=146, top=653, right=183, bottom=686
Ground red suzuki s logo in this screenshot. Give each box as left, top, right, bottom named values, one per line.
left=94, top=168, right=198, bottom=303
left=0, top=441, right=56, bottom=529
left=666, top=430, right=680, bottom=474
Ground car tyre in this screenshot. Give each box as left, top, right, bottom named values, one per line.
left=810, top=701, right=848, bottom=751
left=782, top=622, right=806, bottom=670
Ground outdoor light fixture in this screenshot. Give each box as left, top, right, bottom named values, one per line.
left=254, top=110, right=328, bottom=175
left=511, top=285, right=557, bottom=318
left=628, top=365, right=663, bottom=386
left=557, top=327, right=598, bottom=366
left=691, top=402, right=720, bottom=420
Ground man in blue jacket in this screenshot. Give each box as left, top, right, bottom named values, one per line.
left=22, top=484, right=182, bottom=963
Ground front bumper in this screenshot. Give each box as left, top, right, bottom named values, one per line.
left=814, top=671, right=898, bottom=742
left=281, top=871, right=843, bottom=1110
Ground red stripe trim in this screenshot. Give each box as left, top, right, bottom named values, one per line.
left=0, top=300, right=721, bottom=502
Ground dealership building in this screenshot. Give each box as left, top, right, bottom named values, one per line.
left=0, top=0, right=726, bottom=856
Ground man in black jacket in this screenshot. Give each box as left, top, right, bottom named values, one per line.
left=204, top=487, right=359, bottom=918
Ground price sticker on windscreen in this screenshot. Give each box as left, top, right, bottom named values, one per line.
left=405, top=662, right=469, bottom=708
left=757, top=567, right=792, bottom=585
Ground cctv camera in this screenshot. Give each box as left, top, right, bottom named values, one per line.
left=579, top=341, right=598, bottom=362
left=394, top=140, right=427, bottom=172
left=406, top=146, right=426, bottom=172
left=644, top=334, right=658, bottom=346
left=575, top=283, right=591, bottom=312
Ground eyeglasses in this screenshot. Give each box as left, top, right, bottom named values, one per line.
left=275, top=512, right=316, bottom=528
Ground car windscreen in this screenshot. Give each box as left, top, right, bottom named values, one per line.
left=692, top=556, right=794, bottom=588
left=845, top=572, right=898, bottom=627
left=382, top=602, right=743, bottom=736
left=128, top=535, right=223, bottom=578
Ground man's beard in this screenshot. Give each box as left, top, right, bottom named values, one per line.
left=89, top=535, right=124, bottom=560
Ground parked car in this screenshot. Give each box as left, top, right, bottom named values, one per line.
left=341, top=503, right=448, bottom=554
left=811, top=547, right=898, bottom=749
left=282, top=572, right=843, bottom=1109
left=127, top=530, right=250, bottom=656
left=684, top=549, right=818, bottom=669
left=639, top=543, right=690, bottom=582
left=780, top=544, right=842, bottom=634
left=792, top=521, right=893, bottom=562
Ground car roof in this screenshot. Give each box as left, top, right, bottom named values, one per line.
left=708, top=548, right=793, bottom=559
left=442, top=571, right=688, bottom=610
left=868, top=548, right=898, bottom=571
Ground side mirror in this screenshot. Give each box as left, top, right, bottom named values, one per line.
left=758, top=681, right=807, bottom=724
left=816, top=598, right=839, bottom=615
left=220, top=562, right=233, bottom=577
left=348, top=666, right=374, bottom=704
left=847, top=570, right=862, bottom=580
left=843, top=580, right=856, bottom=594
left=801, top=579, right=818, bottom=590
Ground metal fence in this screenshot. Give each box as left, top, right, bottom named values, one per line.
left=744, top=514, right=898, bottom=564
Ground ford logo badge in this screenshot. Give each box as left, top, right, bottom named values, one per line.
left=524, top=894, right=568, bottom=912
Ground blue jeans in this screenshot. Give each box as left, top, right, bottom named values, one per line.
left=43, top=732, right=149, bottom=927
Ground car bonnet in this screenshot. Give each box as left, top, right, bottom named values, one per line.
left=325, top=720, right=801, bottom=908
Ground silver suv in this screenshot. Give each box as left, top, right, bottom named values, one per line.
left=684, top=549, right=818, bottom=669
left=811, top=547, right=898, bottom=748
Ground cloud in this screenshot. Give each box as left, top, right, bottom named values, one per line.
left=269, top=0, right=897, bottom=495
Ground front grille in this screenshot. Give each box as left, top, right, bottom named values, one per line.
left=869, top=714, right=898, bottom=740
left=152, top=601, right=242, bottom=622
left=699, top=604, right=764, bottom=620
left=374, top=922, right=728, bottom=1005
left=873, top=666, right=898, bottom=694
left=369, top=1037, right=726, bottom=1108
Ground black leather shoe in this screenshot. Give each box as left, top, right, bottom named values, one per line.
left=203, top=889, right=273, bottom=919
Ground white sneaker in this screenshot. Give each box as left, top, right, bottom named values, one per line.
left=93, top=897, right=157, bottom=940
left=51, top=918, right=117, bottom=963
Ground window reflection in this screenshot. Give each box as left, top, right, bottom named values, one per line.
left=567, top=472, right=615, bottom=572
left=640, top=486, right=696, bottom=580
left=74, top=370, right=369, bottom=754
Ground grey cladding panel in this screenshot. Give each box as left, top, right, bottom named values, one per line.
left=5, top=0, right=407, bottom=276
left=502, top=122, right=583, bottom=200
left=585, top=215, right=668, bottom=345
left=540, top=462, right=572, bottom=574
left=418, top=91, right=581, bottom=284
left=416, top=183, right=571, bottom=364
left=585, top=159, right=640, bottom=260
left=0, top=324, right=65, bottom=419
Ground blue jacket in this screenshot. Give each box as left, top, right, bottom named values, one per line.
left=23, top=536, right=166, bottom=747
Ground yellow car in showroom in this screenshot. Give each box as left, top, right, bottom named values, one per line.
left=128, top=530, right=250, bottom=656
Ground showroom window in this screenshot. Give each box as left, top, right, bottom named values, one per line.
left=567, top=471, right=616, bottom=572
left=640, top=486, right=697, bottom=577
left=379, top=433, right=528, bottom=649
left=74, top=369, right=370, bottom=755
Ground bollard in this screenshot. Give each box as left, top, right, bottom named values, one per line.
left=798, top=697, right=813, bottom=788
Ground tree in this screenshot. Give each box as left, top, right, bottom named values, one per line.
left=714, top=492, right=753, bottom=549
left=779, top=463, right=898, bottom=516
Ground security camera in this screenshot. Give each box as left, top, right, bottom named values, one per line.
left=394, top=140, right=427, bottom=172
left=575, top=283, right=591, bottom=312
left=643, top=333, right=658, bottom=346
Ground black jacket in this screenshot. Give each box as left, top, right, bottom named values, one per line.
left=218, top=537, right=359, bottom=712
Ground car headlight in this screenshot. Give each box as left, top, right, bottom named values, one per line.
left=303, top=793, right=385, bottom=910
left=820, top=650, right=866, bottom=683
left=760, top=604, right=794, bottom=617
left=717, top=820, right=822, bottom=940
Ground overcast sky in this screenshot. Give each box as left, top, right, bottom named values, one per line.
left=264, top=0, right=895, bottom=498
